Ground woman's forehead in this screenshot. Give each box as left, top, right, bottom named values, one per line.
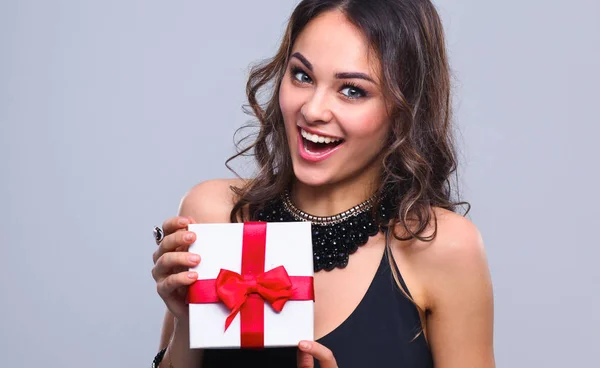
left=291, top=11, right=381, bottom=79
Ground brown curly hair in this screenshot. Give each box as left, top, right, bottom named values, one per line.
left=226, top=0, right=469, bottom=243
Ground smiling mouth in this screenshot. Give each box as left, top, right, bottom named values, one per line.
left=299, top=127, right=344, bottom=155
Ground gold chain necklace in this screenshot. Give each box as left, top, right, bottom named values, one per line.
left=281, top=190, right=379, bottom=226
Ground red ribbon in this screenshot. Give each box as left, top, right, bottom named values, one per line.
left=188, top=222, right=314, bottom=348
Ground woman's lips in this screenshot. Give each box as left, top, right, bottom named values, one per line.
left=296, top=127, right=345, bottom=163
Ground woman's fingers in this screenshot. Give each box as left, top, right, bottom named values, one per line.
left=153, top=229, right=197, bottom=264
left=163, top=229, right=196, bottom=252
left=152, top=252, right=201, bottom=281
left=156, top=269, right=199, bottom=298
left=161, top=216, right=194, bottom=237
left=297, top=341, right=338, bottom=368
left=152, top=216, right=197, bottom=263
left=152, top=216, right=199, bottom=319
left=296, top=349, right=314, bottom=368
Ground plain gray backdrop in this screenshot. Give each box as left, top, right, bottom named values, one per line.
left=1, top=0, right=598, bottom=367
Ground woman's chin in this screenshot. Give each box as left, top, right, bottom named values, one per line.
left=291, top=167, right=335, bottom=189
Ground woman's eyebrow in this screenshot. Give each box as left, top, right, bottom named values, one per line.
left=291, top=52, right=377, bottom=85
left=335, top=72, right=376, bottom=84
left=291, top=52, right=313, bottom=71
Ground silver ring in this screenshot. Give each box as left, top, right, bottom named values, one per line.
left=153, top=226, right=164, bottom=245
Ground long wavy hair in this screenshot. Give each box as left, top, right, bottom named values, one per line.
left=227, top=0, right=468, bottom=242
left=226, top=0, right=470, bottom=335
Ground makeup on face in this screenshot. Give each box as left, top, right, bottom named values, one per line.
left=296, top=126, right=345, bottom=163
left=286, top=52, right=378, bottom=164
left=278, top=10, right=390, bottom=188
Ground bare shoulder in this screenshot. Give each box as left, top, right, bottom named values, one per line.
left=178, top=178, right=248, bottom=223
left=428, top=208, right=487, bottom=266
left=421, top=207, right=492, bottom=310
left=391, top=208, right=494, bottom=365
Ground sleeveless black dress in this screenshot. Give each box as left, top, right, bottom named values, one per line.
left=201, top=232, right=433, bottom=368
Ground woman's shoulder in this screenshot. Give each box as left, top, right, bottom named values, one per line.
left=414, top=207, right=487, bottom=277
left=396, top=207, right=484, bottom=257
left=395, top=207, right=491, bottom=309
left=178, top=178, right=248, bottom=223
left=429, top=207, right=484, bottom=255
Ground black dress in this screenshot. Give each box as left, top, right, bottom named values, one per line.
left=201, top=232, right=433, bottom=368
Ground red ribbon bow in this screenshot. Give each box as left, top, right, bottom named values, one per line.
left=188, top=222, right=314, bottom=348
left=215, top=265, right=294, bottom=330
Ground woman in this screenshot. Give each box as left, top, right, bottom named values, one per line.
left=151, top=0, right=495, bottom=367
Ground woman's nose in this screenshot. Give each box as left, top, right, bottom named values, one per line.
left=301, top=89, right=333, bottom=125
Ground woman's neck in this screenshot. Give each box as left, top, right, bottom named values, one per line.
left=290, top=176, right=380, bottom=217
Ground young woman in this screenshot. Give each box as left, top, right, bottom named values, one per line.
left=151, top=0, right=495, bottom=367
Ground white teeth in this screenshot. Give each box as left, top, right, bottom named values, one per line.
left=300, top=128, right=341, bottom=144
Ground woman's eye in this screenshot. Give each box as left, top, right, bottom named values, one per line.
left=293, top=70, right=312, bottom=84
left=340, top=86, right=366, bottom=99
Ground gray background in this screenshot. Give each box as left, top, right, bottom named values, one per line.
left=1, top=0, right=598, bottom=366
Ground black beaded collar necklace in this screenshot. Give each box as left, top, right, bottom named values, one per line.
left=254, top=191, right=394, bottom=272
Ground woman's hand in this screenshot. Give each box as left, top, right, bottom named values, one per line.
left=151, top=216, right=199, bottom=321
left=297, top=340, right=338, bottom=368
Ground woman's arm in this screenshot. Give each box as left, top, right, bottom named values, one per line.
left=423, top=211, right=495, bottom=367
left=158, top=310, right=204, bottom=368
left=158, top=309, right=174, bottom=350
left=154, top=178, right=246, bottom=367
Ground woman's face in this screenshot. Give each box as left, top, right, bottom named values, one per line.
left=279, top=10, right=391, bottom=190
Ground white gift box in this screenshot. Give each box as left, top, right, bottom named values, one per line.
left=187, top=221, right=314, bottom=349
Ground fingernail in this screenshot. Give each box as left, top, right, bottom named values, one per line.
left=184, top=233, right=194, bottom=241
left=187, top=272, right=198, bottom=279
left=178, top=218, right=189, bottom=226
left=188, top=254, right=200, bottom=263
left=299, top=341, right=310, bottom=350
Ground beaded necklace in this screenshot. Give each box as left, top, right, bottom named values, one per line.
left=254, top=190, right=394, bottom=272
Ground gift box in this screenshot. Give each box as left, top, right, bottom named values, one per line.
left=187, top=221, right=315, bottom=349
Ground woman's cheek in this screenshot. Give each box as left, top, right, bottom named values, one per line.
left=279, top=83, right=300, bottom=123
left=339, top=110, right=382, bottom=136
